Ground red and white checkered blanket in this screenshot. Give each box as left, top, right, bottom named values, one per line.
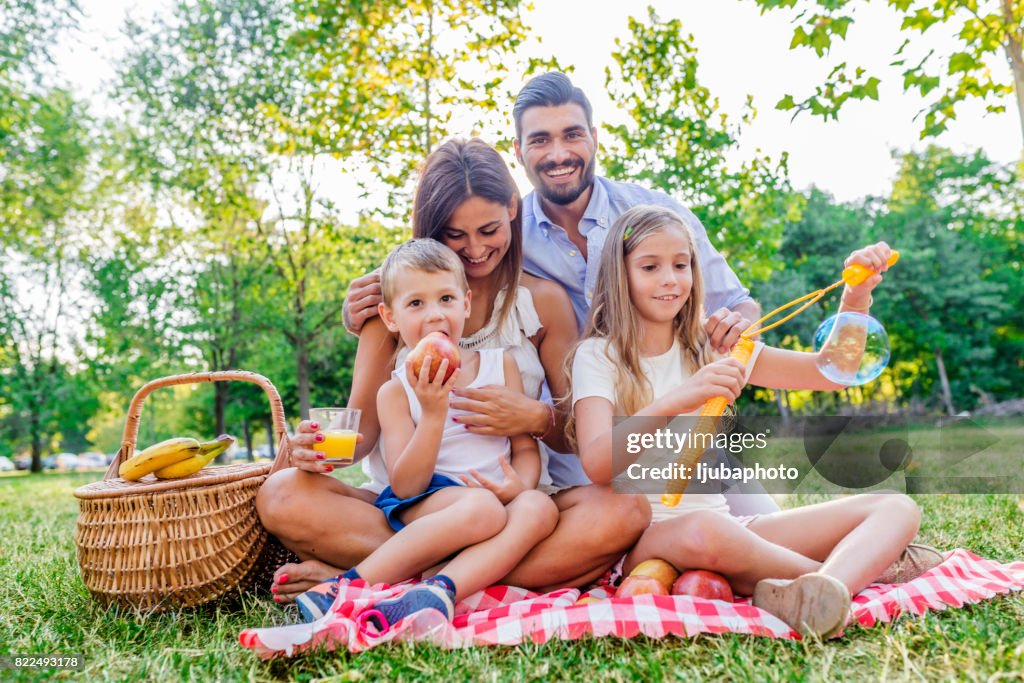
left=238, top=549, right=1024, bottom=656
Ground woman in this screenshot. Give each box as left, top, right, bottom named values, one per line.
left=257, top=139, right=651, bottom=602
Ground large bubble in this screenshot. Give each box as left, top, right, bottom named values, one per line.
left=813, top=312, right=890, bottom=386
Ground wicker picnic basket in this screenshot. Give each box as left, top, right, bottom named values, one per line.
left=74, top=371, right=298, bottom=611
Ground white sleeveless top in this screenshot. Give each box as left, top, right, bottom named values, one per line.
left=361, top=287, right=553, bottom=493
left=363, top=348, right=512, bottom=493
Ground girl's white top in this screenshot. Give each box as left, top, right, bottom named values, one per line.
left=572, top=337, right=764, bottom=517
left=361, top=286, right=552, bottom=493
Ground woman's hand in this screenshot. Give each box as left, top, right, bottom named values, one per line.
left=843, top=241, right=893, bottom=306
left=663, top=358, right=746, bottom=415
left=405, top=356, right=460, bottom=421
left=291, top=420, right=364, bottom=474
left=460, top=458, right=527, bottom=505
left=449, top=385, right=547, bottom=436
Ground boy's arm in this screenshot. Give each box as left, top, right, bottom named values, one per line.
left=377, top=378, right=444, bottom=499
left=503, top=352, right=541, bottom=488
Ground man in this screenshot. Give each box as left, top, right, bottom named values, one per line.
left=344, top=72, right=777, bottom=513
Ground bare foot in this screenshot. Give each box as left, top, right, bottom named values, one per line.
left=271, top=559, right=344, bottom=603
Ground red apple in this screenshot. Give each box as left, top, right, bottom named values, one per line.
left=628, top=559, right=679, bottom=592
left=671, top=569, right=734, bottom=602
left=615, top=574, right=669, bottom=599
left=407, top=331, right=461, bottom=383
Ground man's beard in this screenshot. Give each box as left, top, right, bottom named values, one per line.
left=536, top=156, right=596, bottom=206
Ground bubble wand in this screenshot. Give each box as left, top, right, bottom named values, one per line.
left=660, top=251, right=900, bottom=507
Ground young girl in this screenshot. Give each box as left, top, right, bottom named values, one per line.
left=570, top=205, right=939, bottom=638
left=296, top=239, right=558, bottom=629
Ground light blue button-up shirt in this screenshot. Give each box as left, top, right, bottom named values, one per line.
left=522, top=176, right=752, bottom=330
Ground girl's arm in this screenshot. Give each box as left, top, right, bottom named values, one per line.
left=748, top=241, right=892, bottom=392
left=575, top=360, right=746, bottom=485
left=347, top=317, right=398, bottom=461
left=377, top=358, right=459, bottom=499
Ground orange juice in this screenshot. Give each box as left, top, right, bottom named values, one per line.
left=321, top=429, right=357, bottom=464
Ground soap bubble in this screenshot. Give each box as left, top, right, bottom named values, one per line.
left=813, top=312, right=890, bottom=386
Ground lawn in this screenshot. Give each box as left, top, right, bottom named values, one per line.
left=2, top=449, right=1022, bottom=680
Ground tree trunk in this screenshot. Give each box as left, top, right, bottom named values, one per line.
left=934, top=347, right=956, bottom=416
left=264, top=413, right=276, bottom=459
left=243, top=418, right=254, bottom=462
left=214, top=381, right=229, bottom=463
left=775, top=388, right=790, bottom=427
left=30, top=412, right=42, bottom=473
left=1002, top=0, right=1024, bottom=150
left=296, top=335, right=311, bottom=419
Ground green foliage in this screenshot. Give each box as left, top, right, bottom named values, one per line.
left=285, top=0, right=555, bottom=214
left=602, top=8, right=803, bottom=284
left=752, top=0, right=1024, bottom=145
left=872, top=146, right=1019, bottom=411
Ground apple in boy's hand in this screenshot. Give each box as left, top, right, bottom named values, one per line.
left=628, top=559, right=679, bottom=592
left=407, top=332, right=461, bottom=382
left=615, top=575, right=669, bottom=598
left=671, top=569, right=734, bottom=602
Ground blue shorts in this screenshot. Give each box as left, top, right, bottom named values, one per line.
left=373, top=473, right=462, bottom=532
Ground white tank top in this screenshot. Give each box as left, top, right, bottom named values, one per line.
left=364, top=348, right=511, bottom=493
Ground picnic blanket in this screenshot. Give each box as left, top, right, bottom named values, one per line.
left=239, top=549, right=1024, bottom=656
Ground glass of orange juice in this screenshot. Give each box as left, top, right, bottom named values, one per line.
left=309, top=407, right=361, bottom=466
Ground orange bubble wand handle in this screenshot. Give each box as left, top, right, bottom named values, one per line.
left=661, top=338, right=756, bottom=508
left=842, top=251, right=899, bottom=287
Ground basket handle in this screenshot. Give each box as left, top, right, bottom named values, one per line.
left=104, top=370, right=291, bottom=480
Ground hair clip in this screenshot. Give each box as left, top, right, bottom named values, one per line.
left=623, top=227, right=634, bottom=241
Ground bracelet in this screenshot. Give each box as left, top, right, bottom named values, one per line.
left=530, top=403, right=556, bottom=440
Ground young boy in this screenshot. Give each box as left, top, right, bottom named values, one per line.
left=297, top=239, right=558, bottom=630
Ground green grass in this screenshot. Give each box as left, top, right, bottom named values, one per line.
left=2, top=467, right=1022, bottom=680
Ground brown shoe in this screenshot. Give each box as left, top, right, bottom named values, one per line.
left=753, top=573, right=851, bottom=638
left=875, top=543, right=945, bottom=584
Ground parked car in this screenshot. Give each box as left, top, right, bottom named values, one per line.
left=254, top=444, right=274, bottom=461
left=14, top=455, right=31, bottom=470
left=41, top=455, right=57, bottom=470
left=55, top=453, right=79, bottom=471
left=0, top=456, right=15, bottom=472
left=232, top=448, right=253, bottom=462
left=78, top=452, right=107, bottom=470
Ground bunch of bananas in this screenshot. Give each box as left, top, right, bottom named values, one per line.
left=118, top=435, right=235, bottom=481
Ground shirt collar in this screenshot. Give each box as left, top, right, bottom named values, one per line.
left=530, top=176, right=610, bottom=234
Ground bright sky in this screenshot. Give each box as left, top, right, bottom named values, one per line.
left=57, top=0, right=1019, bottom=205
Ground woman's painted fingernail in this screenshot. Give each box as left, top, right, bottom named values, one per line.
left=325, top=465, right=334, bottom=472
left=278, top=574, right=289, bottom=583
left=310, top=422, right=319, bottom=430
left=451, top=418, right=458, bottom=423
left=273, top=596, right=281, bottom=602
left=316, top=452, right=326, bottom=459
left=271, top=586, right=278, bottom=593
left=314, top=432, right=325, bottom=443
left=464, top=425, right=470, bottom=430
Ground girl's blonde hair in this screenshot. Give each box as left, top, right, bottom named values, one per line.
left=565, top=205, right=714, bottom=444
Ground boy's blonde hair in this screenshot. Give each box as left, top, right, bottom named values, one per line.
left=380, top=238, right=469, bottom=305
left=565, top=205, right=715, bottom=444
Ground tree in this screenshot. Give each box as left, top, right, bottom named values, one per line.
left=285, top=0, right=556, bottom=214
left=752, top=0, right=1024, bottom=147
left=602, top=7, right=803, bottom=284
left=872, top=146, right=1013, bottom=414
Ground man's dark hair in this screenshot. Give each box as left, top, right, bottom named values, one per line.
left=512, top=72, right=593, bottom=140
